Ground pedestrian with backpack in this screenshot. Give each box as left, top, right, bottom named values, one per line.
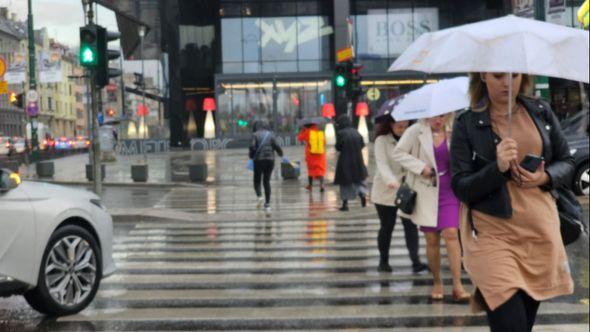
left=249, top=120, right=284, bottom=215
left=297, top=123, right=327, bottom=192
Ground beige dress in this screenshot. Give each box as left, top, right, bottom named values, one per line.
left=460, top=106, right=574, bottom=312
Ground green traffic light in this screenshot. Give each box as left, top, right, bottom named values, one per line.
left=335, top=74, right=347, bottom=88
left=80, top=45, right=97, bottom=66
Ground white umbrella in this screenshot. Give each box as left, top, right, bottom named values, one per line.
left=389, top=15, right=589, bottom=83
left=389, top=15, right=590, bottom=135
left=391, top=77, right=470, bottom=121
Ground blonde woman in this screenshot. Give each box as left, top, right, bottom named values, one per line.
left=392, top=114, right=470, bottom=302
left=450, top=73, right=574, bottom=331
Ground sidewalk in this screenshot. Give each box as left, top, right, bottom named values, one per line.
left=20, top=146, right=361, bottom=186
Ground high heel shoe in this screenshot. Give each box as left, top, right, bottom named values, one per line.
left=452, top=290, right=471, bottom=303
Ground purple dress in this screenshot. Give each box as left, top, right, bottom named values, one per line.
left=420, top=140, right=460, bottom=233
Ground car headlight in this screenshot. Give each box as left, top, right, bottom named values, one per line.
left=90, top=199, right=106, bottom=210
left=570, top=148, right=578, bottom=156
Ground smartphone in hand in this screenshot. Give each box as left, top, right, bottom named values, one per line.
left=520, top=154, right=543, bottom=173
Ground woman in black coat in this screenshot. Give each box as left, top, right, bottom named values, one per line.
left=334, top=114, right=368, bottom=211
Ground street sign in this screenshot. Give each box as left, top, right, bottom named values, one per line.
left=26, top=102, right=39, bottom=117
left=27, top=89, right=39, bottom=103
left=0, top=81, right=7, bottom=94
left=0, top=57, right=6, bottom=77
left=336, top=46, right=353, bottom=63
left=366, top=87, right=381, bottom=101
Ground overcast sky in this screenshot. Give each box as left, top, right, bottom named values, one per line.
left=0, top=0, right=163, bottom=85
left=0, top=0, right=118, bottom=48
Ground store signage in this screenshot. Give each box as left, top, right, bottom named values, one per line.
left=0, top=81, right=7, bottom=94
left=366, top=8, right=439, bottom=57
left=337, top=46, right=353, bottom=63
left=257, top=16, right=333, bottom=53
left=0, top=57, right=6, bottom=78
left=366, top=87, right=381, bottom=101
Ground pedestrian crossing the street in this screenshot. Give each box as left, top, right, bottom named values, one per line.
left=50, top=185, right=589, bottom=331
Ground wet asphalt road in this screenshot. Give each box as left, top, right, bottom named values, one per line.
left=1, top=146, right=589, bottom=331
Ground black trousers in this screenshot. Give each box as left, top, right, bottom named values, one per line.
left=486, top=290, right=540, bottom=332
left=253, top=160, right=274, bottom=204
left=374, top=204, right=421, bottom=266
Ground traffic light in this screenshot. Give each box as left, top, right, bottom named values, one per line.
left=334, top=63, right=348, bottom=89
left=95, top=26, right=122, bottom=88
left=9, top=92, right=24, bottom=108
left=106, top=108, right=116, bottom=117
left=348, top=63, right=364, bottom=100
left=80, top=25, right=99, bottom=67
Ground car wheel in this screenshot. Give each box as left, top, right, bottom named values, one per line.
left=24, top=225, right=102, bottom=316
left=574, top=162, right=589, bottom=196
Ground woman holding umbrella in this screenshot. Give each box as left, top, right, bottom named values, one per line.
left=451, top=73, right=574, bottom=331
left=297, top=121, right=327, bottom=192
left=371, top=106, right=428, bottom=274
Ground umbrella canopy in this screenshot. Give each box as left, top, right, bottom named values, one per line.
left=391, top=77, right=470, bottom=121
left=375, top=96, right=404, bottom=122
left=298, top=117, right=327, bottom=128
left=389, top=15, right=589, bottom=83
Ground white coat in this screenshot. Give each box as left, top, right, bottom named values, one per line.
left=370, top=134, right=405, bottom=206
left=391, top=121, right=450, bottom=228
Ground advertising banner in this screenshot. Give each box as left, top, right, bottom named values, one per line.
left=4, top=53, right=26, bottom=84
left=39, top=51, right=63, bottom=83
left=512, top=0, right=535, bottom=18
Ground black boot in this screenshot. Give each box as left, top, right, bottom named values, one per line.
left=360, top=194, right=367, bottom=207
left=378, top=261, right=392, bottom=272
left=412, top=262, right=429, bottom=275
left=339, top=200, right=349, bottom=211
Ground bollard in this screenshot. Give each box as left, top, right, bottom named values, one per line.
left=131, top=164, right=149, bottom=182
left=36, top=161, right=55, bottom=178
left=188, top=164, right=208, bottom=182
left=86, top=164, right=106, bottom=181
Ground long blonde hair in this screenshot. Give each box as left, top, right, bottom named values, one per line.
left=468, top=73, right=533, bottom=112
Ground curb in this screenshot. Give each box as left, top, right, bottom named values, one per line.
left=23, top=179, right=203, bottom=189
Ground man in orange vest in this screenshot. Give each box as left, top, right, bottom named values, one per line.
left=297, top=124, right=327, bottom=192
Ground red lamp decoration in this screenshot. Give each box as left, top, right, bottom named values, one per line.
left=355, top=102, right=369, bottom=117
left=203, top=97, right=216, bottom=111
left=322, top=103, right=335, bottom=118
left=137, top=104, right=149, bottom=117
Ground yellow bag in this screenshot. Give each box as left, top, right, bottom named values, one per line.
left=309, top=130, right=325, bottom=154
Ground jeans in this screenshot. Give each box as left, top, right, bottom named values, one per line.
left=253, top=160, right=274, bottom=204
left=374, top=204, right=421, bottom=267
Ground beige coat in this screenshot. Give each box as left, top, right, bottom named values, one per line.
left=370, top=134, right=405, bottom=206
left=391, top=122, right=450, bottom=228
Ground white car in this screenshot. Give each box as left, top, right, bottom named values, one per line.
left=0, top=169, right=115, bottom=316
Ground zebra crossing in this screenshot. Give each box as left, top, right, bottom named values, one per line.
left=49, top=185, right=588, bottom=331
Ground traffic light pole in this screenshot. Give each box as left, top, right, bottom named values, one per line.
left=90, top=69, right=102, bottom=196
left=27, top=0, right=39, bottom=159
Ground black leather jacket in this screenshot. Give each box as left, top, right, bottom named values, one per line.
left=450, top=96, right=574, bottom=219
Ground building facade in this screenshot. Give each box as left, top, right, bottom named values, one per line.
left=0, top=8, right=26, bottom=138
left=112, top=0, right=588, bottom=146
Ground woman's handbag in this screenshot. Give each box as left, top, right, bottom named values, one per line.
left=555, top=186, right=587, bottom=246
left=395, top=178, right=417, bottom=214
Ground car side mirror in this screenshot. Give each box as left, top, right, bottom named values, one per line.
left=0, top=169, right=20, bottom=193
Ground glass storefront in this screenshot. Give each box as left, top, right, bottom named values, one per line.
left=219, top=0, right=333, bottom=74
left=216, top=78, right=332, bottom=136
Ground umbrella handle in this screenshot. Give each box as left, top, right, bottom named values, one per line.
left=508, top=72, right=513, bottom=138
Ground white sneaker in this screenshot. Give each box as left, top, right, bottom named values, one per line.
left=257, top=197, right=264, bottom=209
left=264, top=205, right=271, bottom=216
